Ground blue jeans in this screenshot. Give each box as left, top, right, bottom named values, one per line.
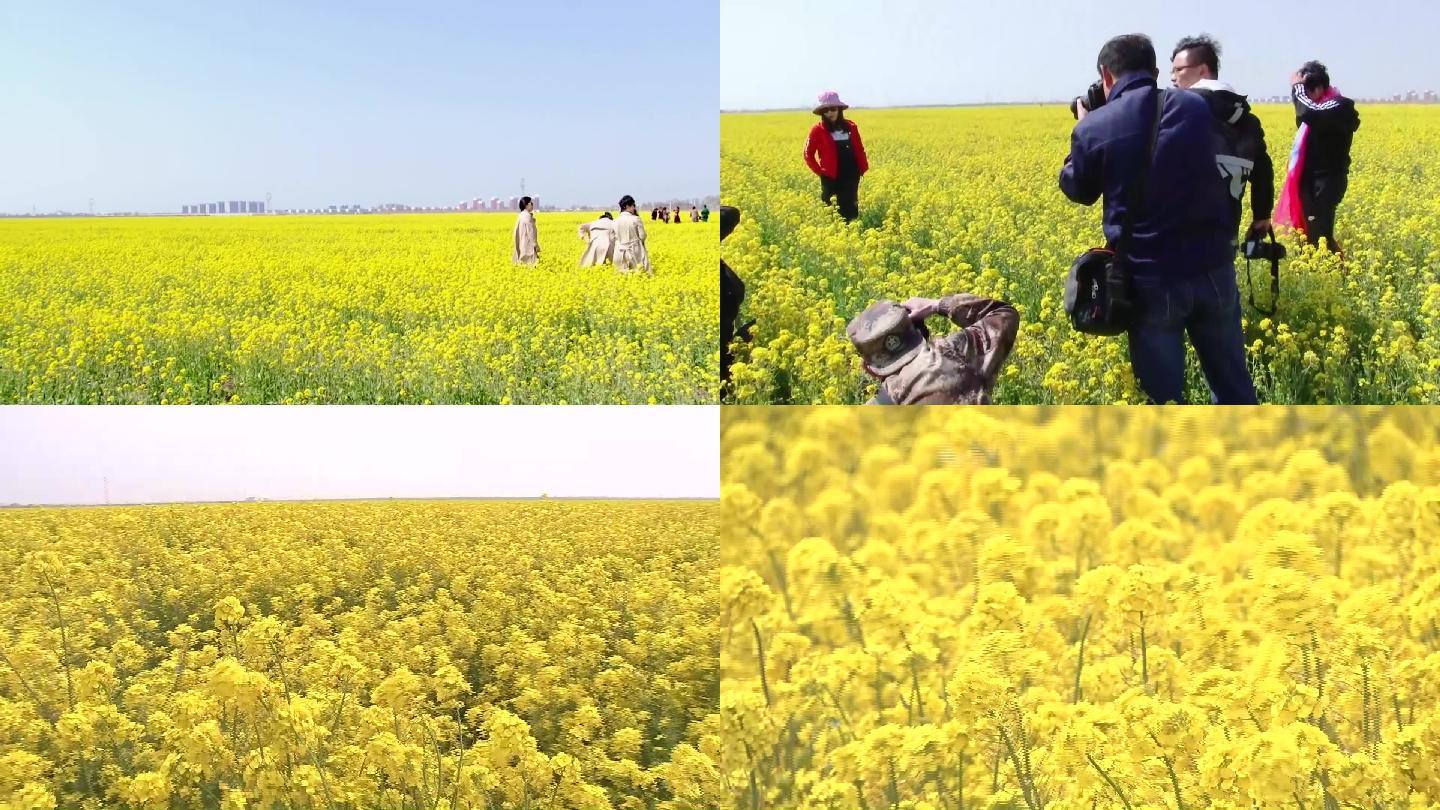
left=1127, top=264, right=1258, bottom=404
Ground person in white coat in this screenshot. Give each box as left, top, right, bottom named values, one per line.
left=612, top=195, right=652, bottom=274
left=512, top=196, right=539, bottom=265
left=578, top=212, right=615, bottom=266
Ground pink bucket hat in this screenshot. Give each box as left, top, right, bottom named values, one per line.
left=812, top=89, right=850, bottom=115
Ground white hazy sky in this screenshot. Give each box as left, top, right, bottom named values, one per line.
left=0, top=407, right=718, bottom=505
left=721, top=0, right=1440, bottom=109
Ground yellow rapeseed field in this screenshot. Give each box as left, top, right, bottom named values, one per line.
left=722, top=406, right=1440, bottom=808
left=0, top=213, right=718, bottom=404
left=721, top=105, right=1440, bottom=404
left=0, top=499, right=719, bottom=810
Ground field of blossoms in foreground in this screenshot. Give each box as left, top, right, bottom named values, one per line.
left=0, top=499, right=719, bottom=809
left=722, top=406, right=1440, bottom=808
left=0, top=213, right=718, bottom=404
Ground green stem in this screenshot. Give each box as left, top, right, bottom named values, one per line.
left=1139, top=612, right=1149, bottom=687
left=1086, top=753, right=1134, bottom=810
left=751, top=619, right=772, bottom=707
left=996, top=722, right=1038, bottom=810
left=1074, top=614, right=1092, bottom=704
left=0, top=640, right=52, bottom=720
left=39, top=572, right=75, bottom=711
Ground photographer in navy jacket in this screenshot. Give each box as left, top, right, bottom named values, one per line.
left=1060, top=33, right=1256, bottom=405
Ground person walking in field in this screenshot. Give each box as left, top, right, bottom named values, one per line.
left=721, top=205, right=750, bottom=393
left=512, top=196, right=540, bottom=265
left=690, top=206, right=700, bottom=222
left=673, top=207, right=683, bottom=224
left=805, top=89, right=868, bottom=223
left=846, top=293, right=1019, bottom=404
left=578, top=212, right=615, bottom=266
left=1282, top=61, right=1360, bottom=252
left=613, top=195, right=652, bottom=274
left=700, top=204, right=710, bottom=222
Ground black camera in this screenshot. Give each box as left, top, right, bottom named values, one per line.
left=1069, top=81, right=1107, bottom=119
left=1243, top=238, right=1287, bottom=262
left=1243, top=230, right=1287, bottom=263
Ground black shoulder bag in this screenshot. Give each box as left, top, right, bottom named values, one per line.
left=1064, top=89, right=1166, bottom=336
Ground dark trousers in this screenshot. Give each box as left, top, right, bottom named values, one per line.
left=821, top=173, right=860, bottom=221
left=1127, top=264, right=1258, bottom=405
left=1301, top=172, right=1347, bottom=251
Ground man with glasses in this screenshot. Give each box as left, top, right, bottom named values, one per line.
left=1171, top=34, right=1274, bottom=249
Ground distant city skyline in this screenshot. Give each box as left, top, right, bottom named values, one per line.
left=1, top=191, right=722, bottom=218
left=1, top=3, right=718, bottom=213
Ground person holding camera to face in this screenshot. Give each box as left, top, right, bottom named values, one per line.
left=845, top=293, right=1019, bottom=405
left=1289, top=61, right=1360, bottom=252
left=1060, top=34, right=1257, bottom=405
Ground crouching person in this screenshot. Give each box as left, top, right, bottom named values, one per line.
left=846, top=294, right=1019, bottom=404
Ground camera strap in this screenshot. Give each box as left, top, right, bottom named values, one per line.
left=1246, top=228, right=1280, bottom=317
left=1115, top=88, right=1166, bottom=267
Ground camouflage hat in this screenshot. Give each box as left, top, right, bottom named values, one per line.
left=846, top=300, right=925, bottom=376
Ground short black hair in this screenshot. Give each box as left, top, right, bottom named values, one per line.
left=1300, top=60, right=1330, bottom=93
left=600, top=212, right=613, bottom=220
left=1173, top=34, right=1220, bottom=77
left=720, top=205, right=740, bottom=240
left=1097, top=34, right=1158, bottom=79
left=619, top=195, right=636, bottom=209
left=518, top=196, right=532, bottom=210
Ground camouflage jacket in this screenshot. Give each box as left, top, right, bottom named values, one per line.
left=869, top=294, right=1020, bottom=405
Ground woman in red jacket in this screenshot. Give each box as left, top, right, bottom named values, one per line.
left=804, top=90, right=869, bottom=222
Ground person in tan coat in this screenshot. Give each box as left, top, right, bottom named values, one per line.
left=612, top=195, right=652, bottom=274
left=846, top=294, right=1020, bottom=404
left=512, top=196, right=539, bottom=265
left=578, top=212, right=615, bottom=266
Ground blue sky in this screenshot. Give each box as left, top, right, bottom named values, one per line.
left=722, top=0, right=1440, bottom=109
left=1, top=2, right=718, bottom=213
left=0, top=406, right=718, bottom=504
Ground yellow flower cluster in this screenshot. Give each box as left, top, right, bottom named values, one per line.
left=722, top=406, right=1440, bottom=808
left=0, top=499, right=719, bottom=809
left=721, top=105, right=1440, bottom=403
left=0, top=213, right=718, bottom=404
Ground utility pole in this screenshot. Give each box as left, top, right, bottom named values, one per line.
left=88, top=198, right=95, bottom=216
left=104, top=476, right=110, bottom=505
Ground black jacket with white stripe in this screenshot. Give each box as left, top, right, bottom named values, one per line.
left=1292, top=83, right=1360, bottom=179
